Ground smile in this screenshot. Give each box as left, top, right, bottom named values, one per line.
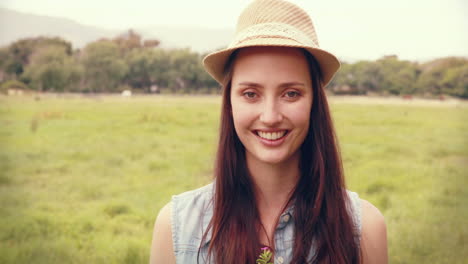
left=255, top=130, right=288, bottom=141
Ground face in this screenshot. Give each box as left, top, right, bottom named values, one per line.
left=230, top=47, right=313, bottom=166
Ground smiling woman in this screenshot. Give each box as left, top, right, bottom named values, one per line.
left=150, top=0, right=387, bottom=263
left=230, top=47, right=313, bottom=166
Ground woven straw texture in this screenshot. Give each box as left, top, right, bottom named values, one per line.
left=203, top=0, right=340, bottom=87
left=235, top=0, right=319, bottom=47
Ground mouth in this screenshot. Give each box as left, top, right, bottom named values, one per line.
left=255, top=130, right=289, bottom=141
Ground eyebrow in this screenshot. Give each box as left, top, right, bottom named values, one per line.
left=237, top=82, right=306, bottom=88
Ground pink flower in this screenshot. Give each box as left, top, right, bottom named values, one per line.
left=256, top=246, right=273, bottom=264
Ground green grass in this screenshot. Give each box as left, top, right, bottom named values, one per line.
left=0, top=94, right=466, bottom=263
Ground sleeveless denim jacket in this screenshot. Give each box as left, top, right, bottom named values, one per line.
left=171, top=183, right=362, bottom=264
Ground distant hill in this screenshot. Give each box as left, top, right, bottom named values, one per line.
left=138, top=25, right=233, bottom=54
left=0, top=8, right=120, bottom=49
left=0, top=7, right=234, bottom=53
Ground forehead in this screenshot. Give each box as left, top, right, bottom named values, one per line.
left=231, top=47, right=311, bottom=85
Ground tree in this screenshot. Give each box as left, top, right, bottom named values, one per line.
left=5, top=37, right=72, bottom=76
left=124, top=48, right=170, bottom=91
left=416, top=57, right=468, bottom=97
left=376, top=56, right=418, bottom=95
left=329, top=61, right=381, bottom=95
left=81, top=40, right=128, bottom=92
left=0, top=47, right=17, bottom=80
left=113, top=29, right=143, bottom=56
left=143, top=39, right=161, bottom=48
left=165, top=49, right=206, bottom=92
left=22, top=45, right=81, bottom=92
left=441, top=64, right=468, bottom=98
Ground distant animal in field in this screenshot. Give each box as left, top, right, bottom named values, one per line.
left=121, top=90, right=132, bottom=97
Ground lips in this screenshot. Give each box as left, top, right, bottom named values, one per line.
left=255, top=130, right=288, bottom=141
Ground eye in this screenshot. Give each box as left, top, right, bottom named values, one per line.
left=284, top=91, right=301, bottom=98
left=243, top=91, right=257, bottom=99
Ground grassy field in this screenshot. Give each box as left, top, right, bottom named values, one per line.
left=0, top=94, right=466, bottom=263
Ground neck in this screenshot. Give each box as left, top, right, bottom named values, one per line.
left=246, top=152, right=300, bottom=213
left=246, top=152, right=301, bottom=246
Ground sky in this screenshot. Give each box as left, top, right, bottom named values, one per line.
left=1, top=0, right=467, bottom=61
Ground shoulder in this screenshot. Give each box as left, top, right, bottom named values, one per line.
left=150, top=202, right=176, bottom=264
left=172, top=182, right=214, bottom=201
left=171, top=183, right=214, bottom=219
left=149, top=183, right=214, bottom=264
left=170, top=183, right=214, bottom=254
left=156, top=202, right=172, bottom=225
left=344, top=190, right=362, bottom=235
left=360, top=199, right=388, bottom=264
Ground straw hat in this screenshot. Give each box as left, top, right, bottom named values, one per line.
left=203, top=0, right=340, bottom=87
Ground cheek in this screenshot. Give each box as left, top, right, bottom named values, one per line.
left=289, top=102, right=312, bottom=132
left=231, top=101, right=253, bottom=134
left=293, top=113, right=311, bottom=153
left=295, top=107, right=311, bottom=124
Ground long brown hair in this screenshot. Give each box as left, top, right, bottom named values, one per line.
left=200, top=48, right=360, bottom=264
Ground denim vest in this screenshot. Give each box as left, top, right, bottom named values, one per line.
left=171, top=183, right=362, bottom=264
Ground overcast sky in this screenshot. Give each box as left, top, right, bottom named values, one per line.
left=1, top=0, right=467, bottom=61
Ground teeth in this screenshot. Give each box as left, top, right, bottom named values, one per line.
left=258, top=131, right=286, bottom=140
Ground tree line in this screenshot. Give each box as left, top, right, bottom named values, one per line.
left=329, top=55, right=467, bottom=98
left=0, top=30, right=466, bottom=98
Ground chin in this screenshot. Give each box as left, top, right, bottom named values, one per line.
left=255, top=152, right=292, bottom=165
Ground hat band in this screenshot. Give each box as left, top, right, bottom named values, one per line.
left=229, top=22, right=319, bottom=48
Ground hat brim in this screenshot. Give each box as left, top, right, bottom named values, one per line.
left=203, top=37, right=340, bottom=87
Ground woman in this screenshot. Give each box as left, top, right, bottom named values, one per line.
left=150, top=0, right=387, bottom=263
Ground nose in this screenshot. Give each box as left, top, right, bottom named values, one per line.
left=259, top=98, right=283, bottom=126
